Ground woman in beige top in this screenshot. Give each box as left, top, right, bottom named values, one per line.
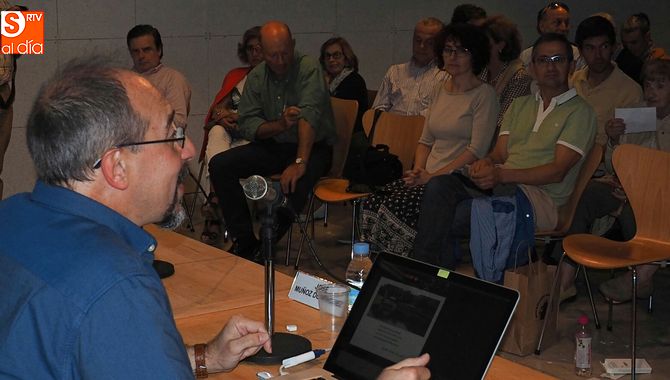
left=361, top=23, right=499, bottom=256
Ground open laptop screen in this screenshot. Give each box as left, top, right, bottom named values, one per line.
left=324, top=253, right=519, bottom=380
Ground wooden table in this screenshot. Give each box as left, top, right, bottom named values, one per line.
left=150, top=226, right=556, bottom=379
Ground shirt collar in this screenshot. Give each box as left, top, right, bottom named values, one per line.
left=136, top=63, right=163, bottom=75
left=535, top=87, right=577, bottom=106
left=30, top=181, right=157, bottom=255
left=409, top=58, right=437, bottom=73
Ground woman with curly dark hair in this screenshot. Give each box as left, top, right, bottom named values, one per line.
left=360, top=23, right=499, bottom=256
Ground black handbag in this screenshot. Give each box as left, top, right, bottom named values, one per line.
left=345, top=110, right=403, bottom=193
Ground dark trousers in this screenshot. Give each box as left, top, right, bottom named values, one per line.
left=208, top=139, right=332, bottom=247
left=413, top=174, right=486, bottom=268
left=554, top=180, right=635, bottom=260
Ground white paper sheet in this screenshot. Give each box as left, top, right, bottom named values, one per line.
left=614, top=107, right=656, bottom=134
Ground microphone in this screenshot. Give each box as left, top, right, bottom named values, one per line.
left=241, top=175, right=289, bottom=209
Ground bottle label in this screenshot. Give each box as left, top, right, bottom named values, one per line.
left=575, top=337, right=592, bottom=369
left=348, top=288, right=359, bottom=311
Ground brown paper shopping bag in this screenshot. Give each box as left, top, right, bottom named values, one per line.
left=500, top=255, right=558, bottom=356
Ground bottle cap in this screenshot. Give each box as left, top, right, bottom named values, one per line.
left=353, top=242, right=370, bottom=255
left=578, top=314, right=589, bottom=325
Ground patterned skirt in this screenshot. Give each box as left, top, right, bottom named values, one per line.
left=360, top=179, right=426, bottom=256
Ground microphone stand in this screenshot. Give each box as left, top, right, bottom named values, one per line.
left=247, top=185, right=311, bottom=364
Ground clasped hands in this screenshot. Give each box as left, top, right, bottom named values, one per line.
left=213, top=108, right=240, bottom=132
left=468, top=158, right=501, bottom=190
left=403, top=168, right=432, bottom=187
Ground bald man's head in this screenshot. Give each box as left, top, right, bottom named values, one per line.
left=260, top=21, right=295, bottom=77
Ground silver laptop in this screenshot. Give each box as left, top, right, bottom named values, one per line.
left=279, top=253, right=519, bottom=380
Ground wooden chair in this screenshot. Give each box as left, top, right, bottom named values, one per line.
left=292, top=110, right=425, bottom=268
left=284, top=97, right=359, bottom=265
left=367, top=90, right=377, bottom=110
left=362, top=110, right=425, bottom=171
left=542, top=145, right=670, bottom=378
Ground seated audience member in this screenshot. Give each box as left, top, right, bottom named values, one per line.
left=200, top=26, right=262, bottom=245
left=319, top=37, right=368, bottom=133
left=320, top=37, right=369, bottom=184
left=480, top=15, right=532, bottom=133
left=208, top=21, right=336, bottom=261
left=373, top=17, right=448, bottom=116
left=616, top=13, right=666, bottom=84
left=0, top=56, right=432, bottom=380
left=412, top=33, right=596, bottom=268
left=450, top=3, right=487, bottom=26
left=361, top=23, right=498, bottom=256
left=559, top=57, right=670, bottom=303
left=519, top=2, right=583, bottom=70
left=620, top=13, right=666, bottom=64
left=592, top=12, right=645, bottom=84
left=572, top=15, right=643, bottom=146
left=127, top=24, right=191, bottom=129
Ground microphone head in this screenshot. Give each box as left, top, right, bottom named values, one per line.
left=241, top=175, right=268, bottom=200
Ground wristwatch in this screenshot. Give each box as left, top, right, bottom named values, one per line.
left=294, top=157, right=305, bottom=165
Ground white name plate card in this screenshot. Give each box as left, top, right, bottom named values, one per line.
left=288, top=271, right=333, bottom=309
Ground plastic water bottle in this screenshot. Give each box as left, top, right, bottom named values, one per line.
left=575, top=314, right=592, bottom=376
left=345, top=242, right=373, bottom=311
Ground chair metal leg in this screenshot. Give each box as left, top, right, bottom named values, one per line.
left=607, top=299, right=614, bottom=331
left=188, top=162, right=208, bottom=222
left=631, top=267, right=638, bottom=380
left=607, top=269, right=615, bottom=331
left=350, top=199, right=361, bottom=259
left=293, top=193, right=315, bottom=269
left=285, top=223, right=293, bottom=265
left=324, top=203, right=328, bottom=227
left=580, top=265, right=601, bottom=329
left=181, top=198, right=195, bottom=232
left=648, top=294, right=653, bottom=313
left=536, top=253, right=565, bottom=355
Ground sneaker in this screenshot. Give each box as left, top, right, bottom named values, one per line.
left=559, top=285, right=577, bottom=304
left=599, top=273, right=654, bottom=304
left=298, top=204, right=326, bottom=223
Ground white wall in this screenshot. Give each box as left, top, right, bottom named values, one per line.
left=3, top=0, right=669, bottom=197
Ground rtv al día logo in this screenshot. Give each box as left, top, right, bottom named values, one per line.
left=1, top=11, right=44, bottom=54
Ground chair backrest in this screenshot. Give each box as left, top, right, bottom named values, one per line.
left=613, top=144, right=670, bottom=243
left=329, top=97, right=359, bottom=178
left=367, top=89, right=378, bottom=109
left=550, top=143, right=604, bottom=235
left=362, top=110, right=425, bottom=171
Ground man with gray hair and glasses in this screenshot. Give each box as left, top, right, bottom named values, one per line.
left=0, top=57, right=274, bottom=378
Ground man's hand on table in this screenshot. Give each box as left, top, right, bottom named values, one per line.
left=377, top=353, right=431, bottom=380
left=207, top=315, right=272, bottom=372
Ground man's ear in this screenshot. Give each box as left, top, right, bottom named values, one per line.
left=99, top=149, right=129, bottom=190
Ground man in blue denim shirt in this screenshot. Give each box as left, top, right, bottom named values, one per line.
left=0, top=57, right=272, bottom=379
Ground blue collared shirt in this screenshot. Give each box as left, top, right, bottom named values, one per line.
left=0, top=181, right=192, bottom=379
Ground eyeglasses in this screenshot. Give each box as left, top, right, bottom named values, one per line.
left=93, top=125, right=185, bottom=169
left=643, top=78, right=667, bottom=91
left=245, top=44, right=261, bottom=54
left=443, top=46, right=471, bottom=58
left=324, top=51, right=343, bottom=60
left=533, top=54, right=568, bottom=66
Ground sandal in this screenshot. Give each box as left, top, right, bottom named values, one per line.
left=200, top=195, right=223, bottom=245
left=201, top=219, right=221, bottom=245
